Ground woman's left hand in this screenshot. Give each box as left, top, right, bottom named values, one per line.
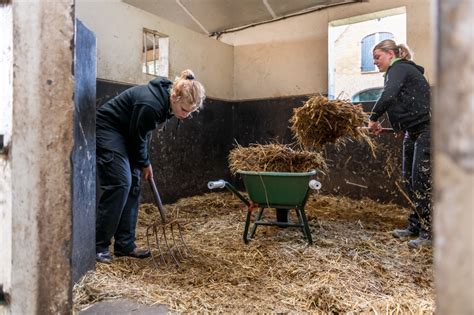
left=142, top=164, right=153, bottom=181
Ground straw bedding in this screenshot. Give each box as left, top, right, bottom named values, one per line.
left=74, top=192, right=434, bottom=314
left=228, top=143, right=328, bottom=175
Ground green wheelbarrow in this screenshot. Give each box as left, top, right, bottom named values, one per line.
left=208, top=170, right=322, bottom=244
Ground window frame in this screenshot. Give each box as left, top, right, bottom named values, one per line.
left=360, top=32, right=394, bottom=73
left=142, top=28, right=169, bottom=77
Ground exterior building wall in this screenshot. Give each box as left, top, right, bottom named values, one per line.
left=332, top=14, right=407, bottom=100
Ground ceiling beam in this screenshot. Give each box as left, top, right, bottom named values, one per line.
left=175, top=0, right=209, bottom=35
left=211, top=0, right=365, bottom=37
left=262, top=0, right=277, bottom=19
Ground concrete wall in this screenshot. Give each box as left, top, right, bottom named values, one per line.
left=0, top=3, right=12, bottom=311
left=222, top=0, right=433, bottom=100
left=76, top=0, right=234, bottom=100
left=9, top=2, right=75, bottom=313
left=434, top=0, right=474, bottom=314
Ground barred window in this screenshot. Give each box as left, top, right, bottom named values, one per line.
left=142, top=28, right=169, bottom=77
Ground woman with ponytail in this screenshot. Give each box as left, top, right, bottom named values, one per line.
left=95, top=70, right=205, bottom=263
left=368, top=39, right=432, bottom=248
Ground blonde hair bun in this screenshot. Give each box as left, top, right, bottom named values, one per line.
left=179, top=69, right=195, bottom=80
left=172, top=69, right=206, bottom=110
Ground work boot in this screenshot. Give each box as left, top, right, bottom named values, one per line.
left=115, top=247, right=151, bottom=259
left=392, top=227, right=419, bottom=238
left=96, top=251, right=113, bottom=264
left=408, top=232, right=432, bottom=249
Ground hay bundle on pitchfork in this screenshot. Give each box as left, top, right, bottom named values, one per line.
left=290, top=95, right=375, bottom=154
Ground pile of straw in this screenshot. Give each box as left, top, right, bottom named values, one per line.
left=290, top=95, right=373, bottom=150
left=228, top=143, right=328, bottom=175
left=74, top=192, right=434, bottom=314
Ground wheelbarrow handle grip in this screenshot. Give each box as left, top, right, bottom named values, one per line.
left=207, top=179, right=251, bottom=207
left=207, top=180, right=226, bottom=189
left=309, top=180, right=322, bottom=190
left=148, top=177, right=167, bottom=223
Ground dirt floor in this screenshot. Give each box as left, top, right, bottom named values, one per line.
left=74, top=192, right=434, bottom=314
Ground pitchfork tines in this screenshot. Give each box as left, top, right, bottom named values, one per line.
left=146, top=177, right=189, bottom=267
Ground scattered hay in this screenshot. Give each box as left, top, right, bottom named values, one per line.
left=74, top=193, right=434, bottom=314
left=228, top=143, right=328, bottom=175
left=290, top=95, right=375, bottom=155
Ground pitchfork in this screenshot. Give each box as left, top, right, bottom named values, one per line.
left=146, top=177, right=189, bottom=267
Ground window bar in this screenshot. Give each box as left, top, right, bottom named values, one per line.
left=143, top=32, right=148, bottom=74
left=153, top=34, right=157, bottom=75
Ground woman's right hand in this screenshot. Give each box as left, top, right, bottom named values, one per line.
left=368, top=120, right=383, bottom=134
left=142, top=164, right=153, bottom=181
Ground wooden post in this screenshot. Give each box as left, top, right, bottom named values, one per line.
left=434, top=1, right=474, bottom=314
left=10, top=1, right=75, bottom=313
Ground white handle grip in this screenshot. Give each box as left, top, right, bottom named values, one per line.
left=309, top=180, right=322, bottom=190
left=208, top=180, right=226, bottom=189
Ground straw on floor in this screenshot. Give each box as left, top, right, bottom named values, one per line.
left=73, top=192, right=434, bottom=314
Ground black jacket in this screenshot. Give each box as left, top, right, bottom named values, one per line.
left=96, top=77, right=173, bottom=167
left=369, top=60, right=431, bottom=132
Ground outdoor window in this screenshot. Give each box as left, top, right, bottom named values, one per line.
left=142, top=28, right=169, bottom=77
left=360, top=32, right=394, bottom=72
left=351, top=87, right=384, bottom=102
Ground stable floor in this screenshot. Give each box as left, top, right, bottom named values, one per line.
left=74, top=192, right=434, bottom=313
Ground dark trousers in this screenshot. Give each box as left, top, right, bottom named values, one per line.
left=402, top=126, right=432, bottom=235
left=96, top=149, right=141, bottom=254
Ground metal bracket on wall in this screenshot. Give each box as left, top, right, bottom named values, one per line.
left=0, top=284, right=10, bottom=305
left=0, top=134, right=8, bottom=155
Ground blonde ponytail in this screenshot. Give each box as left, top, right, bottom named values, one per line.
left=397, top=44, right=412, bottom=60
left=373, top=39, right=413, bottom=60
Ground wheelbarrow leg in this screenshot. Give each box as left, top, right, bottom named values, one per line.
left=298, top=207, right=313, bottom=245
left=243, top=206, right=253, bottom=244
left=250, top=207, right=265, bottom=239
left=295, top=209, right=307, bottom=239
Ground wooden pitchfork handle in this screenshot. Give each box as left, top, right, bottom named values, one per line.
left=148, top=177, right=168, bottom=224
left=360, top=127, right=395, bottom=133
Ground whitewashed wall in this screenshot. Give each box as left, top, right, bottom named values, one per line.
left=76, top=0, right=234, bottom=100
left=77, top=0, right=433, bottom=101
left=222, top=0, right=433, bottom=100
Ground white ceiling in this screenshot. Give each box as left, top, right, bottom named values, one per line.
left=123, top=0, right=366, bottom=36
